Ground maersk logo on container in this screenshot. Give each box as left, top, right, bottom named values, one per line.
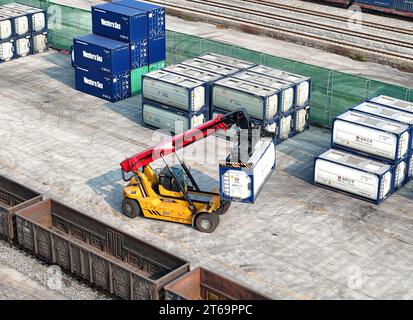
left=100, top=18, right=121, bottom=30
left=83, top=51, right=103, bottom=62
left=84, top=77, right=104, bottom=89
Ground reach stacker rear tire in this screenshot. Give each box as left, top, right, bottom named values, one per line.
left=195, top=213, right=220, bottom=233
left=122, top=198, right=141, bottom=218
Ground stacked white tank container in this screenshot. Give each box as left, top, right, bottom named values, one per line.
left=0, top=3, right=47, bottom=63
left=141, top=69, right=209, bottom=133
left=314, top=96, right=413, bottom=204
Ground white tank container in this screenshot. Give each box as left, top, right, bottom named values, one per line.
left=15, top=36, right=31, bottom=57
left=332, top=111, right=410, bottom=162
left=142, top=101, right=206, bottom=134
left=1, top=9, right=29, bottom=36
left=198, top=53, right=256, bottom=70
left=249, top=65, right=311, bottom=107
left=232, top=71, right=295, bottom=115
left=352, top=101, right=413, bottom=149
left=314, top=149, right=393, bottom=204
left=164, top=64, right=223, bottom=84
left=279, top=114, right=293, bottom=141
left=32, top=32, right=48, bottom=53
left=182, top=58, right=239, bottom=76
left=0, top=14, right=12, bottom=40
left=0, top=40, right=14, bottom=62
left=142, top=70, right=206, bottom=112
left=369, top=95, right=413, bottom=114
left=295, top=105, right=310, bottom=133
left=3, top=3, right=46, bottom=32
left=212, top=77, right=279, bottom=122
left=219, top=137, right=276, bottom=203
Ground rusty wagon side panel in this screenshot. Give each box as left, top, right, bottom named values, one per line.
left=0, top=175, right=42, bottom=241
left=165, top=267, right=270, bottom=300
left=15, top=199, right=190, bottom=300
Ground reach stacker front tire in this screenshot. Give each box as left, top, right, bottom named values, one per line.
left=122, top=198, right=141, bottom=218
left=195, top=213, right=220, bottom=233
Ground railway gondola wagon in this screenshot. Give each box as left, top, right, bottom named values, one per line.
left=0, top=175, right=42, bottom=241
left=14, top=199, right=190, bottom=300
left=165, top=267, right=269, bottom=300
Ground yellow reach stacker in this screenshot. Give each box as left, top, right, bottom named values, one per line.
left=120, top=109, right=264, bottom=233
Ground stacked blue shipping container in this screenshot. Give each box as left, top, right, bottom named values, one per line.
left=72, top=0, right=166, bottom=102
left=314, top=95, right=413, bottom=204
left=0, top=3, right=48, bottom=64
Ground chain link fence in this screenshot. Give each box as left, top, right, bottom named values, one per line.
left=2, top=0, right=412, bottom=127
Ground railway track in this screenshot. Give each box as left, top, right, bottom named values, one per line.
left=185, top=0, right=413, bottom=52
left=244, top=0, right=413, bottom=37
left=146, top=0, right=413, bottom=68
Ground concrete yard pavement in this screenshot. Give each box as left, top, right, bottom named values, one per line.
left=1, top=51, right=413, bottom=299
left=0, top=263, right=66, bottom=300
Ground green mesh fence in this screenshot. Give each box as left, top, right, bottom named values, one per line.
left=2, top=0, right=412, bottom=127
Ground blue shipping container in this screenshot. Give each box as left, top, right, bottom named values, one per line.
left=148, top=35, right=166, bottom=64
left=130, top=38, right=148, bottom=68
left=91, top=3, right=148, bottom=42
left=113, top=0, right=166, bottom=38
left=73, top=34, right=131, bottom=74
left=74, top=66, right=131, bottom=102
left=394, top=0, right=413, bottom=13
left=354, top=0, right=394, bottom=9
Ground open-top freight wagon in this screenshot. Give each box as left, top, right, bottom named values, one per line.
left=14, top=198, right=190, bottom=300
left=0, top=175, right=42, bottom=241
left=165, top=267, right=269, bottom=300
left=0, top=174, right=269, bottom=300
